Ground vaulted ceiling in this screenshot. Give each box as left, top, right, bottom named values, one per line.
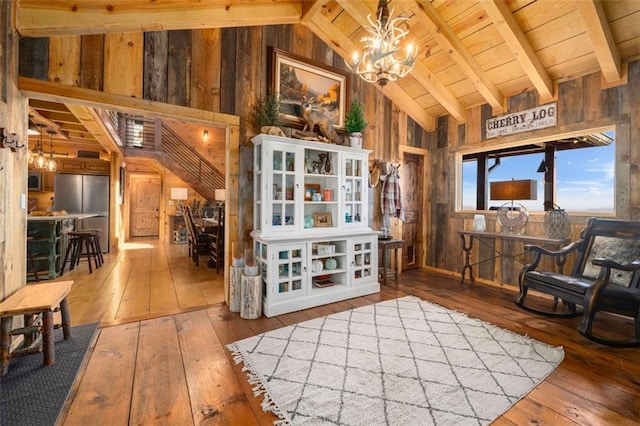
left=14, top=0, right=640, bottom=132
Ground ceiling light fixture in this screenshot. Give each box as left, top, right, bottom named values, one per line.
left=346, top=0, right=418, bottom=87
left=46, top=129, right=57, bottom=172
left=32, top=124, right=47, bottom=169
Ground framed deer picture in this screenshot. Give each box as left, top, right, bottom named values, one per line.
left=268, top=47, right=349, bottom=130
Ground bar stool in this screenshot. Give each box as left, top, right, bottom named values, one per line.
left=26, top=236, right=40, bottom=282
left=61, top=231, right=101, bottom=274
left=82, top=229, right=104, bottom=267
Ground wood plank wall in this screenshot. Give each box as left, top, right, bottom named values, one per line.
left=15, top=22, right=640, bottom=290
left=0, top=0, right=29, bottom=301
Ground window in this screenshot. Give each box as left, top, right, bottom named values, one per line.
left=460, top=130, right=615, bottom=214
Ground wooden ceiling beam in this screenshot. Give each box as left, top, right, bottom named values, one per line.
left=576, top=0, right=622, bottom=83
left=303, top=11, right=435, bottom=131
left=412, top=0, right=504, bottom=113
left=15, top=0, right=302, bottom=37
left=19, top=77, right=240, bottom=128
left=479, top=0, right=554, bottom=101
left=65, top=104, right=122, bottom=154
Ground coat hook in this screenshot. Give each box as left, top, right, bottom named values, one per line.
left=1, top=127, right=25, bottom=151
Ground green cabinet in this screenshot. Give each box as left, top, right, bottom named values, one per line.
left=27, top=218, right=74, bottom=280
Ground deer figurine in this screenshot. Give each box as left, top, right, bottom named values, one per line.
left=300, top=96, right=341, bottom=144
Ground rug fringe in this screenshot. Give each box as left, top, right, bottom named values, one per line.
left=227, top=343, right=292, bottom=425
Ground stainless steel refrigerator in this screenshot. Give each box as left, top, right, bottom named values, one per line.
left=54, top=174, right=110, bottom=253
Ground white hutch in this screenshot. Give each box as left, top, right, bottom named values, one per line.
left=251, top=134, right=379, bottom=317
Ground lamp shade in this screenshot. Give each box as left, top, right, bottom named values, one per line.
left=490, top=179, right=537, bottom=201
left=215, top=189, right=226, bottom=201
left=170, top=187, right=188, bottom=200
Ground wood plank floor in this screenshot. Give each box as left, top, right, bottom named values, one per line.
left=55, top=240, right=639, bottom=425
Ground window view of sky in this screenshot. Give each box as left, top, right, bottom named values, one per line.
left=462, top=132, right=615, bottom=213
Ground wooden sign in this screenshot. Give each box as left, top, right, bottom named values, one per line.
left=486, top=103, right=557, bottom=138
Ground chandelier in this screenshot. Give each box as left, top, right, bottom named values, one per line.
left=346, top=0, right=418, bottom=87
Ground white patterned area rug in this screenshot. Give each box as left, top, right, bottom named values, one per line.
left=228, top=296, right=564, bottom=425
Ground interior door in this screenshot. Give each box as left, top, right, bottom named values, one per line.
left=401, top=153, right=424, bottom=270
left=130, top=175, right=161, bottom=237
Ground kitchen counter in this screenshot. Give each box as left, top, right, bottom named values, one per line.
left=27, top=213, right=98, bottom=221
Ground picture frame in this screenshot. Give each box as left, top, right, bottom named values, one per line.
left=313, top=212, right=332, bottom=227
left=269, top=47, right=349, bottom=130
left=304, top=183, right=321, bottom=201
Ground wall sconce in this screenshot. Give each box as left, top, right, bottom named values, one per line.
left=202, top=129, right=209, bottom=141
left=490, top=179, right=538, bottom=233
left=1, top=127, right=25, bottom=152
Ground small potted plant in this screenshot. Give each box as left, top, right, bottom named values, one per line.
left=344, top=99, right=367, bottom=148
left=255, top=92, right=284, bottom=136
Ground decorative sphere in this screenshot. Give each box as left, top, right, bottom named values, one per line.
left=324, top=257, right=337, bottom=270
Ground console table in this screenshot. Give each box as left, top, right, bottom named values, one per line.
left=459, top=230, right=568, bottom=284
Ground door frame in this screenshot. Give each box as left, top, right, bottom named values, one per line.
left=399, top=145, right=430, bottom=269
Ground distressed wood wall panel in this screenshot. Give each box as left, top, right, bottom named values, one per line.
left=219, top=28, right=237, bottom=116
left=292, top=23, right=313, bottom=60
left=143, top=32, right=168, bottom=103
left=19, top=37, right=48, bottom=80
left=235, top=27, right=263, bottom=141
left=1, top=0, right=29, bottom=302
left=583, top=72, right=602, bottom=122
left=625, top=61, right=640, bottom=217
left=557, top=78, right=584, bottom=125
left=191, top=29, right=221, bottom=112
left=48, top=35, right=80, bottom=86
left=167, top=30, right=191, bottom=107
left=80, top=34, right=104, bottom=90
left=104, top=32, right=143, bottom=98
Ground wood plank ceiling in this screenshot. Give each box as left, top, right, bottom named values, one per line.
left=14, top=0, right=640, bottom=132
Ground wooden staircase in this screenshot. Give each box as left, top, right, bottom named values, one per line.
left=119, top=116, right=224, bottom=200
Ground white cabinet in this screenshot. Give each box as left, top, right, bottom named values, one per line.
left=251, top=134, right=379, bottom=317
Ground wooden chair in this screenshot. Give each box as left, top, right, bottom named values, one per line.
left=208, top=206, right=225, bottom=273
left=517, top=217, right=640, bottom=347
left=184, top=206, right=212, bottom=266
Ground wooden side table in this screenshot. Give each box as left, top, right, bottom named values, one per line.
left=0, top=281, right=73, bottom=376
left=378, top=239, right=403, bottom=286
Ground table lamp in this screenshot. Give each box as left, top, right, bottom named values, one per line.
left=215, top=188, right=226, bottom=207
left=490, top=179, right=537, bottom=233
left=170, top=187, right=189, bottom=214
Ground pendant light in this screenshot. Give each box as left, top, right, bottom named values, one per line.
left=46, top=129, right=57, bottom=172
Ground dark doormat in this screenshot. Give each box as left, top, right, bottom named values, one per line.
left=0, top=322, right=99, bottom=426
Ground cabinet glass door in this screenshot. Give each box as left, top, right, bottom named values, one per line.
left=343, top=154, right=366, bottom=227
left=268, top=144, right=299, bottom=232
left=351, top=237, right=374, bottom=284
left=272, top=244, right=307, bottom=300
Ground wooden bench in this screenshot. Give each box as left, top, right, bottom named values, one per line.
left=517, top=218, right=640, bottom=347
left=0, top=281, right=73, bottom=376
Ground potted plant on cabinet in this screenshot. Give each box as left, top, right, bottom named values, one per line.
left=344, top=99, right=367, bottom=148
left=256, top=92, right=285, bottom=136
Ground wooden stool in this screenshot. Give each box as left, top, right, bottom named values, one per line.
left=0, top=281, right=73, bottom=377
